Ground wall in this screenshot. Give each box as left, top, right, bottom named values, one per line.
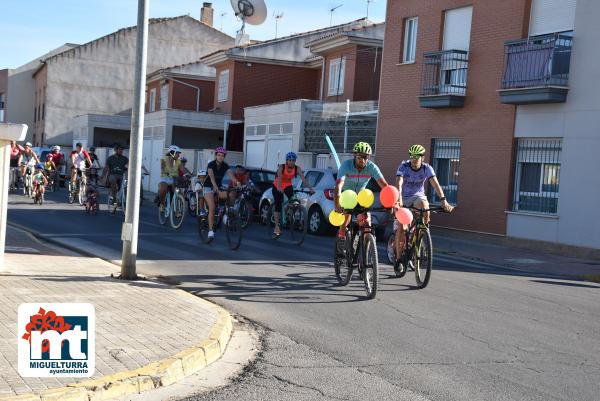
left=0, top=69, right=7, bottom=123
left=44, top=16, right=234, bottom=145
left=376, top=0, right=531, bottom=235
left=323, top=45, right=357, bottom=102
left=213, top=61, right=235, bottom=116
left=353, top=45, right=382, bottom=101
left=508, top=0, right=600, bottom=249
left=171, top=78, right=215, bottom=112
left=33, top=65, right=47, bottom=145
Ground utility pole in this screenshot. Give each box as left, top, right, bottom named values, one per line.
left=330, top=4, right=343, bottom=27
left=220, top=12, right=227, bottom=31
left=274, top=11, right=284, bottom=38
left=121, top=0, right=149, bottom=279
left=366, top=0, right=374, bottom=19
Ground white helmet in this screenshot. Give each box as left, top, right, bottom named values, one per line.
left=51, top=145, right=61, bottom=152
left=168, top=145, right=181, bottom=152
left=197, top=169, right=207, bottom=176
left=24, top=142, right=32, bottom=147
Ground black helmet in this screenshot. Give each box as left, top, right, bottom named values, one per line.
left=89, top=146, right=96, bottom=152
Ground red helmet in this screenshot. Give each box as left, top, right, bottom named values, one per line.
left=215, top=147, right=227, bottom=155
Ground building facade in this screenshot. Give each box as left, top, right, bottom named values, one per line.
left=377, top=0, right=599, bottom=250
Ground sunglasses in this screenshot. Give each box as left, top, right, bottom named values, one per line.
left=409, top=154, right=423, bottom=160
left=355, top=153, right=370, bottom=160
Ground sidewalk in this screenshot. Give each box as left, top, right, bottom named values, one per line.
left=0, top=228, right=233, bottom=401
left=433, top=233, right=600, bottom=280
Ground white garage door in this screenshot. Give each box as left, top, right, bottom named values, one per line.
left=266, top=138, right=293, bottom=171
left=245, top=140, right=265, bottom=168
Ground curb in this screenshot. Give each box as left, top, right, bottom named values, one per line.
left=3, top=225, right=235, bottom=401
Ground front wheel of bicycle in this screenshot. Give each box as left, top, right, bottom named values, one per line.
left=78, top=182, right=86, bottom=205
left=68, top=183, right=75, bottom=204
left=158, top=195, right=169, bottom=225
left=334, top=230, right=353, bottom=286
left=362, top=233, right=379, bottom=300
left=197, top=215, right=211, bottom=244
left=414, top=229, right=433, bottom=289
left=225, top=210, right=243, bottom=250
left=238, top=200, right=252, bottom=229
left=170, top=193, right=186, bottom=229
left=289, top=204, right=308, bottom=246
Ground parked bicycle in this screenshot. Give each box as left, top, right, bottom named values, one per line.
left=265, top=189, right=310, bottom=245
left=197, top=187, right=243, bottom=250
left=68, top=169, right=87, bottom=205
left=386, top=205, right=451, bottom=289
left=334, top=206, right=383, bottom=299
left=158, top=183, right=186, bottom=229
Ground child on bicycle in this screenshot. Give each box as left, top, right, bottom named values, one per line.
left=44, top=153, right=57, bottom=180
left=194, top=169, right=208, bottom=216
left=32, top=164, right=48, bottom=198
left=85, top=184, right=99, bottom=211
left=393, top=145, right=453, bottom=263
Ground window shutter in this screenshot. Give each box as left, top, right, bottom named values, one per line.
left=443, top=6, right=473, bottom=51
left=529, top=0, right=577, bottom=36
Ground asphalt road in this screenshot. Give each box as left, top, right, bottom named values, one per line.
left=7, top=190, right=600, bottom=401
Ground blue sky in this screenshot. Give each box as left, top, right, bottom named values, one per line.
left=0, top=0, right=387, bottom=69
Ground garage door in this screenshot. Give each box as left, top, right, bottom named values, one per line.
left=245, top=140, right=265, bottom=168
left=266, top=138, right=293, bottom=171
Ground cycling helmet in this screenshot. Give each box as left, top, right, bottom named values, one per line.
left=285, top=152, right=297, bottom=161
left=25, top=142, right=32, bottom=147
left=353, top=142, right=372, bottom=155
left=75, top=142, right=83, bottom=147
left=180, top=156, right=188, bottom=163
left=215, top=146, right=227, bottom=155
left=197, top=169, right=207, bottom=176
left=168, top=145, right=181, bottom=154
left=408, top=144, right=426, bottom=156
left=51, top=145, right=60, bottom=152
left=46, top=153, right=53, bottom=160
left=35, top=163, right=44, bottom=170
left=89, top=146, right=96, bottom=152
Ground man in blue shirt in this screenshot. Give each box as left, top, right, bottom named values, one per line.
left=335, top=142, right=389, bottom=238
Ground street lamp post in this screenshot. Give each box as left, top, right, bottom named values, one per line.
left=121, top=0, right=149, bottom=279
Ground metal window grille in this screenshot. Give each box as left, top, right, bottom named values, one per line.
left=256, top=124, right=267, bottom=136
left=512, top=138, right=562, bottom=214
left=281, top=122, right=294, bottom=134
left=502, top=32, right=572, bottom=89
left=430, top=139, right=461, bottom=204
left=268, top=123, right=281, bottom=135
left=245, top=126, right=256, bottom=136
left=421, top=50, right=469, bottom=96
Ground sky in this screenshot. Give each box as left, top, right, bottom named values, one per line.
left=0, top=0, right=387, bottom=69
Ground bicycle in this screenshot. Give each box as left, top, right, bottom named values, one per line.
left=333, top=206, right=382, bottom=299
left=197, top=188, right=243, bottom=250
left=386, top=205, right=450, bottom=289
left=158, top=181, right=186, bottom=229
left=68, top=168, right=87, bottom=205
left=22, top=166, right=34, bottom=198
left=108, top=171, right=147, bottom=215
left=85, top=187, right=99, bottom=215
left=32, top=183, right=45, bottom=205
left=234, top=185, right=253, bottom=229
left=46, top=169, right=59, bottom=192
left=265, top=189, right=310, bottom=246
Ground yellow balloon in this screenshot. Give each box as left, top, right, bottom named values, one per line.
left=339, top=190, right=358, bottom=209
left=328, top=211, right=345, bottom=226
left=357, top=188, right=375, bottom=208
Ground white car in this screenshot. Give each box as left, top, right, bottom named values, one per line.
left=259, top=168, right=392, bottom=237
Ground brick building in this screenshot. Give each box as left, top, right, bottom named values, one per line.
left=377, top=0, right=600, bottom=250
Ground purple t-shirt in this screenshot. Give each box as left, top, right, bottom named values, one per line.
left=396, top=161, right=435, bottom=198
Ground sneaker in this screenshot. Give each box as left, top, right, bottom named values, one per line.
left=199, top=209, right=207, bottom=217
left=159, top=204, right=165, bottom=213
left=208, top=230, right=215, bottom=239
left=223, top=214, right=228, bottom=225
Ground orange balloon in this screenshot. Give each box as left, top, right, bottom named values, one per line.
left=395, top=207, right=413, bottom=225
left=380, top=185, right=399, bottom=208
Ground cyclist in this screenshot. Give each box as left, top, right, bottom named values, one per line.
left=70, top=142, right=92, bottom=187
left=272, top=152, right=315, bottom=238
left=228, top=164, right=251, bottom=205
left=86, top=146, right=101, bottom=185
left=103, top=145, right=128, bottom=204
left=205, top=147, right=239, bottom=240
left=194, top=169, right=208, bottom=216
left=334, top=142, right=389, bottom=239
left=10, top=141, right=24, bottom=188
left=158, top=145, right=185, bottom=212
left=43, top=153, right=57, bottom=180
left=48, top=145, right=64, bottom=168
left=393, top=144, right=453, bottom=262
left=32, top=163, right=48, bottom=198
left=18, top=142, right=40, bottom=182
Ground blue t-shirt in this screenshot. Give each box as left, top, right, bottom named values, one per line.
left=396, top=161, right=435, bottom=198
left=337, top=159, right=383, bottom=192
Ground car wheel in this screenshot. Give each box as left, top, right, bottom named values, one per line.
left=259, top=201, right=270, bottom=226
left=308, top=206, right=326, bottom=235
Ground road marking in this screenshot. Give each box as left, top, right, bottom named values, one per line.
left=5, top=246, right=41, bottom=254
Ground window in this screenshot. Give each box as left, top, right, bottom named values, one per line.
left=302, top=171, right=323, bottom=188
left=402, top=17, right=418, bottom=63
left=512, top=138, right=562, bottom=214
left=430, top=139, right=461, bottom=204
left=0, top=93, right=5, bottom=123
left=149, top=88, right=156, bottom=112
left=218, top=69, right=229, bottom=102
left=328, top=57, right=346, bottom=96
left=160, top=83, right=169, bottom=110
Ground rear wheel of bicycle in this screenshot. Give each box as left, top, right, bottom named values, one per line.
left=289, top=204, right=308, bottom=245
left=334, top=230, right=353, bottom=285
left=238, top=200, right=252, bottom=229
left=414, top=229, right=433, bottom=289
left=39, top=192, right=44, bottom=206
left=68, top=183, right=75, bottom=204
left=265, top=204, right=277, bottom=238
left=78, top=182, right=86, bottom=205
left=197, top=215, right=211, bottom=244
left=158, top=195, right=169, bottom=225
left=225, top=210, right=243, bottom=250
left=363, top=233, right=379, bottom=299
left=170, top=193, right=185, bottom=229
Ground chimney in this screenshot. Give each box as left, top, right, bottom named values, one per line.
left=201, top=2, right=214, bottom=27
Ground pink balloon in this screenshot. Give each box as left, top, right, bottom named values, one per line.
left=380, top=185, right=399, bottom=208
left=395, top=208, right=413, bottom=225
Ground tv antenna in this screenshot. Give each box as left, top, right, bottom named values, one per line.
left=329, top=4, right=343, bottom=27
left=230, top=0, right=267, bottom=45
left=366, top=0, right=374, bottom=19
left=274, top=11, right=284, bottom=38
left=220, top=12, right=228, bottom=31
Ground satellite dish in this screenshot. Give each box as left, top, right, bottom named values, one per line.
left=230, top=0, right=267, bottom=26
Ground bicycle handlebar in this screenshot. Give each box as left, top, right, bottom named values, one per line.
left=405, top=205, right=454, bottom=214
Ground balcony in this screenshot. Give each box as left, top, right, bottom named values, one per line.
left=499, top=33, right=572, bottom=105
left=419, top=49, right=469, bottom=108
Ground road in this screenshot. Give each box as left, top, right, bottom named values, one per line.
left=7, top=190, right=600, bottom=401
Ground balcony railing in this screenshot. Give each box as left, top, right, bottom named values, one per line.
left=499, top=33, right=572, bottom=104
left=419, top=49, right=469, bottom=108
